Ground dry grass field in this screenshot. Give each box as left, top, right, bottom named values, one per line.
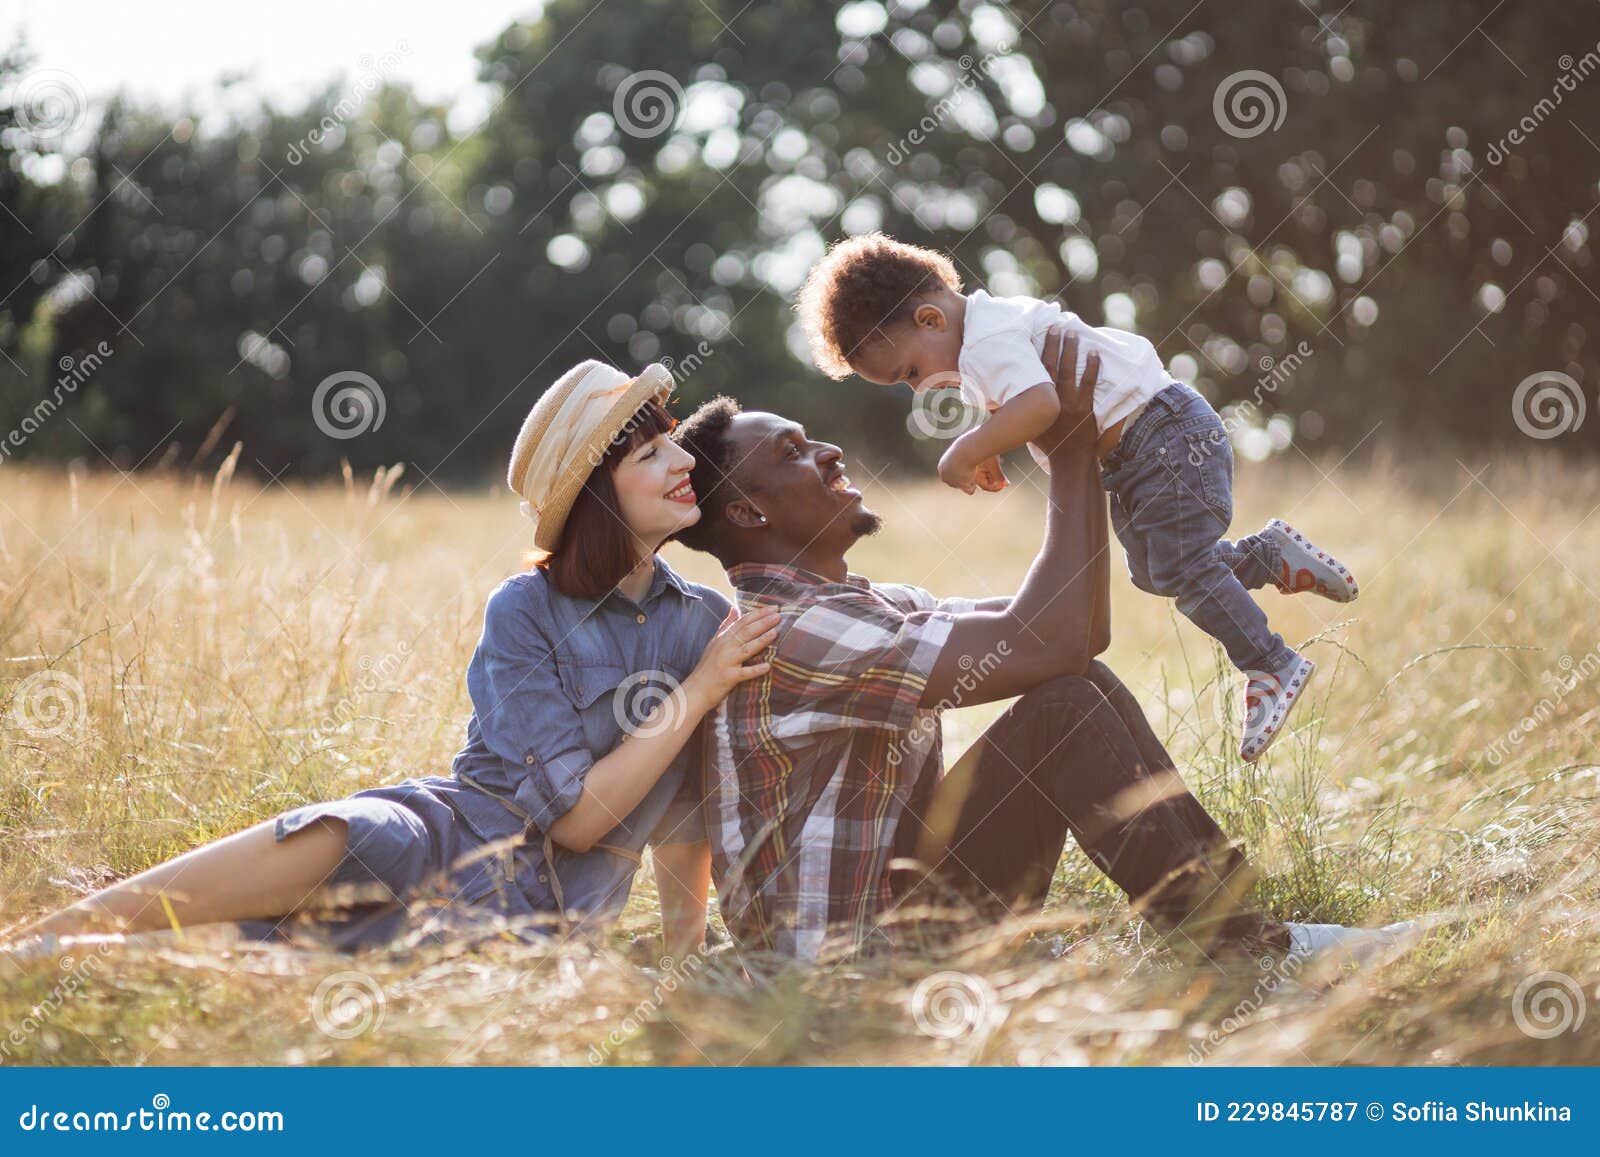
left=2, top=446, right=1597, bottom=1066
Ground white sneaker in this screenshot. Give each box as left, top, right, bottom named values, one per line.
left=1264, top=519, right=1359, bottom=602
left=1239, top=653, right=1316, bottom=762
left=1283, top=920, right=1418, bottom=970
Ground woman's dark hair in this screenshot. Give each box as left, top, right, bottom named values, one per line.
left=532, top=398, right=676, bottom=600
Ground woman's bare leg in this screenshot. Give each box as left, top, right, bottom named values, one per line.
left=18, top=818, right=348, bottom=939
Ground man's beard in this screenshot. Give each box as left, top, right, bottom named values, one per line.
left=848, top=508, right=884, bottom=538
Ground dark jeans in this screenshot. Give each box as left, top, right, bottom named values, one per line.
left=1100, top=384, right=1294, bottom=676
left=892, top=661, right=1288, bottom=957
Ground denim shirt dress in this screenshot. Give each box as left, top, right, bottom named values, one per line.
left=268, top=557, right=729, bottom=946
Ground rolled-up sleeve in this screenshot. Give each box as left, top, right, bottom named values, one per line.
left=875, top=583, right=981, bottom=616
left=466, top=578, right=592, bottom=830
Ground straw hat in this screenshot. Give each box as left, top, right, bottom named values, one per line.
left=507, top=360, right=673, bottom=552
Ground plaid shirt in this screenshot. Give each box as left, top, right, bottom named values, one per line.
left=704, top=563, right=976, bottom=960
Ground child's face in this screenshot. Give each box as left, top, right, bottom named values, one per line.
left=850, top=304, right=963, bottom=391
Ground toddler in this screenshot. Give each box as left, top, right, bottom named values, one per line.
left=796, top=232, right=1359, bottom=762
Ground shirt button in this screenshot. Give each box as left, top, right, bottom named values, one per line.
left=524, top=754, right=535, bottom=765
left=635, top=613, right=647, bottom=624
left=537, top=873, right=548, bottom=883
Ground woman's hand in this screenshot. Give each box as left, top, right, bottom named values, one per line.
left=683, top=605, right=780, bottom=711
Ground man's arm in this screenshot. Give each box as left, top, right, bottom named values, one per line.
left=920, top=329, right=1110, bottom=707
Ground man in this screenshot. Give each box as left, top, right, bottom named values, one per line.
left=673, top=329, right=1405, bottom=965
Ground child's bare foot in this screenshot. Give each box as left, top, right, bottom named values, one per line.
left=1265, top=519, right=1359, bottom=602
left=1240, top=653, right=1316, bottom=762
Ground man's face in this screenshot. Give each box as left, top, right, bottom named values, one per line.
left=721, top=411, right=882, bottom=559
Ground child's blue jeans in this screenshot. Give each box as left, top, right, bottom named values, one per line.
left=1099, top=383, right=1296, bottom=676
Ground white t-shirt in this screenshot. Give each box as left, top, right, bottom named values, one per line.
left=957, top=290, right=1170, bottom=452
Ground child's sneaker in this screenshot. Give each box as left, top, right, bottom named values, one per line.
left=1240, top=653, right=1316, bottom=762
left=1283, top=919, right=1420, bottom=970
left=1264, top=519, right=1358, bottom=603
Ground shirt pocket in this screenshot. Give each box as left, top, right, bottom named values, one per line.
left=555, top=658, right=631, bottom=755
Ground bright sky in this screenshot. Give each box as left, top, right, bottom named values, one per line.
left=5, top=0, right=543, bottom=126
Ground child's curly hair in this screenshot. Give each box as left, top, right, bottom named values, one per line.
left=795, top=233, right=963, bottom=379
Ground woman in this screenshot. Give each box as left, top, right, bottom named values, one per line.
left=11, top=360, right=779, bottom=958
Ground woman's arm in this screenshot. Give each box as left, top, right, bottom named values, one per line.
left=651, top=841, right=711, bottom=958
left=547, top=607, right=779, bottom=852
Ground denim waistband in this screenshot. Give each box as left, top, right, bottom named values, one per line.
left=1101, top=382, right=1187, bottom=474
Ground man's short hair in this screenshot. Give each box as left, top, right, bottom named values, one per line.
left=673, top=395, right=744, bottom=556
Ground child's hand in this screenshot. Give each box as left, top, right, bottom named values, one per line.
left=936, top=445, right=978, bottom=494
left=973, top=455, right=1008, bottom=492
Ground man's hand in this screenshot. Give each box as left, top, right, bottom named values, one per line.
left=1032, top=328, right=1100, bottom=463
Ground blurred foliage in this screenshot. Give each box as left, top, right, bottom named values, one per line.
left=2, top=0, right=1598, bottom=480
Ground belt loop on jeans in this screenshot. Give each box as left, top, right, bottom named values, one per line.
left=1151, top=381, right=1185, bottom=413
